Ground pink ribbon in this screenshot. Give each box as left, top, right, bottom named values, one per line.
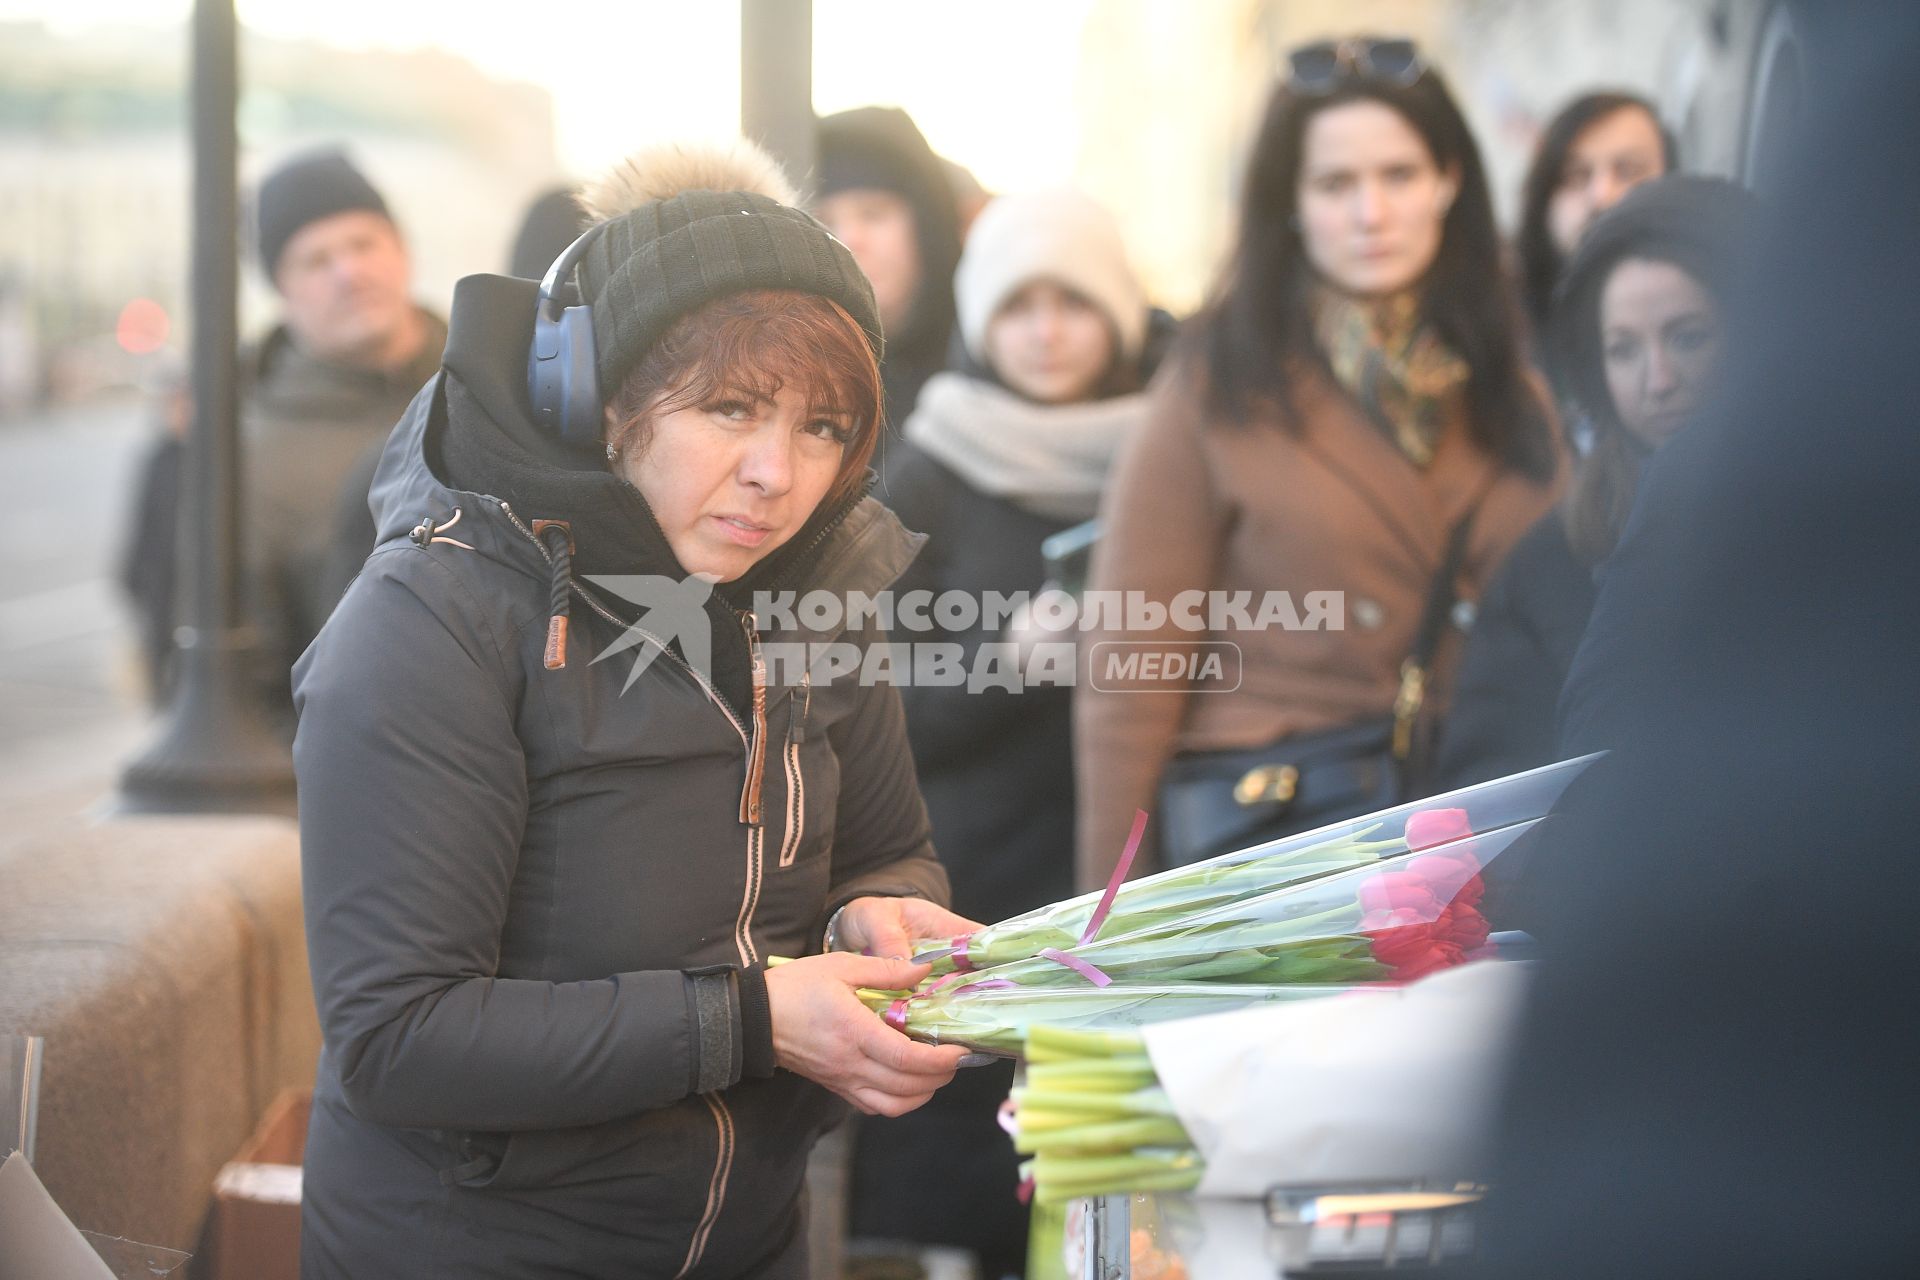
left=885, top=999, right=909, bottom=1031
left=1038, top=947, right=1112, bottom=987
left=950, top=934, right=975, bottom=972
left=953, top=978, right=1018, bottom=995
left=1080, top=809, right=1150, bottom=945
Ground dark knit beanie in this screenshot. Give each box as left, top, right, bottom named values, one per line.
left=573, top=188, right=882, bottom=398
left=255, top=148, right=392, bottom=278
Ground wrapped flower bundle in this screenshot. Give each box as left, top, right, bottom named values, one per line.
left=948, top=816, right=1532, bottom=992
left=1010, top=963, right=1529, bottom=1204
left=855, top=980, right=1353, bottom=1056
left=911, top=755, right=1593, bottom=975
left=1010, top=1025, right=1201, bottom=1206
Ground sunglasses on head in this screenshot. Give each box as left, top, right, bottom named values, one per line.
left=1287, top=38, right=1425, bottom=94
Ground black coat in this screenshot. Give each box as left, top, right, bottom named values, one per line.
left=293, top=275, right=948, bottom=1280
left=1430, top=511, right=1596, bottom=792
left=1481, top=7, right=1920, bottom=1276
left=847, top=439, right=1083, bottom=1279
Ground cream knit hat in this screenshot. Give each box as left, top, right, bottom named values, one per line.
left=955, top=188, right=1147, bottom=364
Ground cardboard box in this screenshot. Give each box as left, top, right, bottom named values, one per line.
left=206, top=1090, right=308, bottom=1280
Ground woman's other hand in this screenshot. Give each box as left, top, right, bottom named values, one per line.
left=831, top=895, right=983, bottom=960
left=764, top=953, right=968, bottom=1115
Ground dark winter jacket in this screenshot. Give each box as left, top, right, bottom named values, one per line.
left=117, top=314, right=444, bottom=717
left=1430, top=511, right=1597, bottom=792
left=882, top=437, right=1081, bottom=926
left=244, top=311, right=446, bottom=727
left=292, top=274, right=948, bottom=1280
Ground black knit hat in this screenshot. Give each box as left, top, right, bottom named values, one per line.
left=1550, top=176, right=1760, bottom=430
left=573, top=188, right=882, bottom=398
left=255, top=148, right=392, bottom=278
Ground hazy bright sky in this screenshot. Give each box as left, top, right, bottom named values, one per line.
left=3, top=0, right=1100, bottom=188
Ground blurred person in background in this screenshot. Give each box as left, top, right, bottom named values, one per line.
left=293, top=140, right=974, bottom=1279
left=1432, top=176, right=1758, bottom=792
left=506, top=184, right=591, bottom=282
left=1076, top=38, right=1562, bottom=889
left=1515, top=91, right=1677, bottom=348
left=815, top=106, right=964, bottom=478
left=849, top=187, right=1167, bottom=1278
left=319, top=182, right=591, bottom=598
left=1482, top=6, right=1920, bottom=1274
left=119, top=148, right=445, bottom=726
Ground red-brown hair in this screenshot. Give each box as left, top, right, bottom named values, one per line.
left=605, top=289, right=882, bottom=506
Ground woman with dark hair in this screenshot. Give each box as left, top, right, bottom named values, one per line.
left=1516, top=91, right=1677, bottom=341
left=292, top=140, right=976, bottom=1279
left=1433, top=176, right=1758, bottom=791
left=1076, top=38, right=1563, bottom=888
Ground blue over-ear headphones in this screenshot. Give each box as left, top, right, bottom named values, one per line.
left=527, top=222, right=607, bottom=444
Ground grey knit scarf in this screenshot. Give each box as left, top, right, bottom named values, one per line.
left=901, top=372, right=1146, bottom=521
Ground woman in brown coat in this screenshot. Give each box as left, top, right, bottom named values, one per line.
left=1076, top=38, right=1563, bottom=886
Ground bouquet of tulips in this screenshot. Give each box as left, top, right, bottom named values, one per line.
left=1010, top=1025, right=1200, bottom=1206
left=910, top=755, right=1593, bottom=975
left=1009, top=962, right=1531, bottom=1204
left=948, top=815, right=1529, bottom=992
left=854, top=980, right=1354, bottom=1056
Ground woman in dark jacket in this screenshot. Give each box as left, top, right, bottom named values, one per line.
left=849, top=187, right=1159, bottom=1277
left=1433, top=176, right=1759, bottom=791
left=292, top=141, right=976, bottom=1280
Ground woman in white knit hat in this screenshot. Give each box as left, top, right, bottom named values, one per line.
left=851, top=186, right=1170, bottom=1278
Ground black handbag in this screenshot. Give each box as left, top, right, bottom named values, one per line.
left=1155, top=504, right=1482, bottom=867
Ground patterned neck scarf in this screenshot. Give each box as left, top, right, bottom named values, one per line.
left=1313, top=286, right=1470, bottom=467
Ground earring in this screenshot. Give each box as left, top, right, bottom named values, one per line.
left=605, top=442, right=620, bottom=463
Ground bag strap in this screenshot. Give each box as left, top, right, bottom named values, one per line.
left=1392, top=486, right=1491, bottom=759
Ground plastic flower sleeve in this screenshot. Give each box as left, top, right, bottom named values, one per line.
left=856, top=981, right=1359, bottom=1056
left=954, top=817, right=1539, bottom=990
left=913, top=754, right=1599, bottom=971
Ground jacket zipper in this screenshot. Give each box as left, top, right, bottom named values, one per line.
left=498, top=499, right=747, bottom=743
left=502, top=499, right=756, bottom=1265
left=778, top=671, right=810, bottom=868
left=674, top=1092, right=736, bottom=1278
left=737, top=612, right=768, bottom=826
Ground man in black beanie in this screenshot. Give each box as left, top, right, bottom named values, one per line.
left=120, top=146, right=446, bottom=724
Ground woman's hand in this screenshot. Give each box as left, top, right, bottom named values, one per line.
left=829, top=896, right=984, bottom=960
left=764, top=953, right=969, bottom=1115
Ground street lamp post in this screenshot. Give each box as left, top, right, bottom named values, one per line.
left=741, top=0, right=815, bottom=186
left=118, top=0, right=296, bottom=816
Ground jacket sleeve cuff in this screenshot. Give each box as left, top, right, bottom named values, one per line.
left=737, top=964, right=776, bottom=1080
left=685, top=967, right=745, bottom=1095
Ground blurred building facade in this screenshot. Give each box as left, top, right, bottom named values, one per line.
left=0, top=21, right=560, bottom=418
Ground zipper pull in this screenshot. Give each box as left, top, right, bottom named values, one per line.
left=739, top=613, right=768, bottom=826
left=789, top=669, right=811, bottom=743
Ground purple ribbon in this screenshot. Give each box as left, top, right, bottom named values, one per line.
left=1037, top=947, right=1112, bottom=987
left=1080, top=809, right=1150, bottom=945
left=950, top=934, right=975, bottom=972
left=885, top=999, right=910, bottom=1031
left=953, top=978, right=1018, bottom=995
